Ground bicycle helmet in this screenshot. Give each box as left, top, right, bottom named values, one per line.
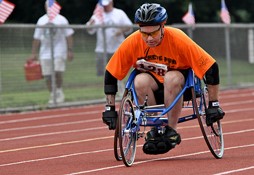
left=134, top=3, right=167, bottom=26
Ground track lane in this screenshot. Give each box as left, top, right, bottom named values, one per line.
left=0, top=88, right=253, bottom=175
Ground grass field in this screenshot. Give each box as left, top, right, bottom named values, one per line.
left=1, top=51, right=253, bottom=110
left=0, top=48, right=106, bottom=109
left=0, top=26, right=254, bottom=110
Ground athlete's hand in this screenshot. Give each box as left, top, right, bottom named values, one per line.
left=102, top=105, right=118, bottom=130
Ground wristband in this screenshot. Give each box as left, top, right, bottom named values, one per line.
left=209, top=101, right=219, bottom=108
left=105, top=105, right=115, bottom=111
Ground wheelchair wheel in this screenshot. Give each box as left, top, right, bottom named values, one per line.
left=113, top=89, right=128, bottom=161
left=193, top=85, right=224, bottom=159
left=118, top=95, right=137, bottom=167
left=113, top=122, right=122, bottom=161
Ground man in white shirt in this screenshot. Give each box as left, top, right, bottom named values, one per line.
left=86, top=0, right=132, bottom=95
left=29, top=0, right=74, bottom=104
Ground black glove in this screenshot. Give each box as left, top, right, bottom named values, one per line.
left=206, top=101, right=225, bottom=126
left=102, top=105, right=118, bottom=130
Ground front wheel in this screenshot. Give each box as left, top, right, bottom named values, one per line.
left=118, top=96, right=137, bottom=167
left=113, top=124, right=122, bottom=161
left=193, top=85, right=224, bottom=159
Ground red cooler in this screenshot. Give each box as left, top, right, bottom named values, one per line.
left=24, top=60, right=43, bottom=81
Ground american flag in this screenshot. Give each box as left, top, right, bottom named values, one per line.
left=220, top=0, right=231, bottom=24
left=0, top=0, right=15, bottom=24
left=182, top=3, right=195, bottom=25
left=92, top=2, right=104, bottom=24
left=47, top=0, right=61, bottom=22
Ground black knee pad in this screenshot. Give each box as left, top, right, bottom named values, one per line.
left=205, top=62, right=220, bottom=85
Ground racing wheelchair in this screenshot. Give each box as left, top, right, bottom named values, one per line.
left=113, top=69, right=224, bottom=167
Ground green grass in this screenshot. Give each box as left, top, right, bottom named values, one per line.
left=217, top=58, right=254, bottom=86
left=0, top=48, right=106, bottom=109
left=0, top=49, right=253, bottom=110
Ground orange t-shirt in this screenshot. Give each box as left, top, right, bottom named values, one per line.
left=106, top=26, right=215, bottom=83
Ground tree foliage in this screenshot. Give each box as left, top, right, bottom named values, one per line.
left=6, top=0, right=254, bottom=24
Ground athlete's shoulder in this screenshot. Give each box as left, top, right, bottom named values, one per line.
left=164, top=26, right=190, bottom=43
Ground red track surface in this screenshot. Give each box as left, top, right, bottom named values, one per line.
left=0, top=88, right=254, bottom=175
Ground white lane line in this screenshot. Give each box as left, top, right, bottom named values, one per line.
left=0, top=99, right=253, bottom=133
left=222, top=99, right=254, bottom=106
left=0, top=129, right=253, bottom=167
left=1, top=107, right=253, bottom=142
left=0, top=111, right=101, bottom=125
left=0, top=136, right=113, bottom=154
left=0, top=119, right=101, bottom=132
left=213, top=166, right=254, bottom=175
left=0, top=89, right=253, bottom=125
left=0, top=126, right=108, bottom=142
left=66, top=144, right=254, bottom=175
left=221, top=92, right=254, bottom=99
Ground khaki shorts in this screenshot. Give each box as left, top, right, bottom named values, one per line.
left=40, top=58, right=66, bottom=76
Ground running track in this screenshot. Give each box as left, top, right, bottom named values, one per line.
left=0, top=88, right=253, bottom=175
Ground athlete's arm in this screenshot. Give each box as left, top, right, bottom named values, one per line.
left=102, top=70, right=118, bottom=130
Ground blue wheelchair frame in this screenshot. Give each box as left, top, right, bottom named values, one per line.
left=125, top=69, right=202, bottom=128
left=115, top=68, right=224, bottom=167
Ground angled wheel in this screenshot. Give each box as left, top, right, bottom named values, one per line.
left=118, top=95, right=137, bottom=167
left=113, top=122, right=122, bottom=161
left=193, top=84, right=224, bottom=159
left=113, top=89, right=128, bottom=161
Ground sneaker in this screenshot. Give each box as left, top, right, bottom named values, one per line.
left=48, top=90, right=65, bottom=104
left=56, top=89, right=65, bottom=103
left=164, top=126, right=181, bottom=147
left=143, top=126, right=180, bottom=155
left=143, top=127, right=160, bottom=154
left=48, top=92, right=54, bottom=104
left=145, top=127, right=159, bottom=141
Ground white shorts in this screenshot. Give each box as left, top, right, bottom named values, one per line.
left=40, top=58, right=66, bottom=76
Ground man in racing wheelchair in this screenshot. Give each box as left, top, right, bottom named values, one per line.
left=102, top=3, right=225, bottom=155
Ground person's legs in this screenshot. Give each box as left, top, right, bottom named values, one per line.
left=40, top=59, right=53, bottom=103
left=54, top=58, right=66, bottom=103
left=40, top=58, right=66, bottom=104
left=156, top=71, right=185, bottom=152
left=164, top=71, right=185, bottom=130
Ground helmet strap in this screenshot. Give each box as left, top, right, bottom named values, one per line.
left=159, top=25, right=164, bottom=42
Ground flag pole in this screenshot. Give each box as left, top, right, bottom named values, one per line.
left=225, top=26, right=232, bottom=87
left=220, top=0, right=232, bottom=86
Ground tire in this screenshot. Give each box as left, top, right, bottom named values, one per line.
left=118, top=95, right=137, bottom=167
left=193, top=84, right=224, bottom=159
left=113, top=89, right=128, bottom=161
left=113, top=122, right=122, bottom=161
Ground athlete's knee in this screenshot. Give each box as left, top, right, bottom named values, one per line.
left=134, top=73, right=151, bottom=89
left=164, top=71, right=185, bottom=88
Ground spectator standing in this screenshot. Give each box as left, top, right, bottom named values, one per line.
left=29, top=0, right=74, bottom=104
left=86, top=0, right=133, bottom=95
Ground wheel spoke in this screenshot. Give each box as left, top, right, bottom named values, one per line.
left=118, top=96, right=137, bottom=166
left=195, top=85, right=224, bottom=159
